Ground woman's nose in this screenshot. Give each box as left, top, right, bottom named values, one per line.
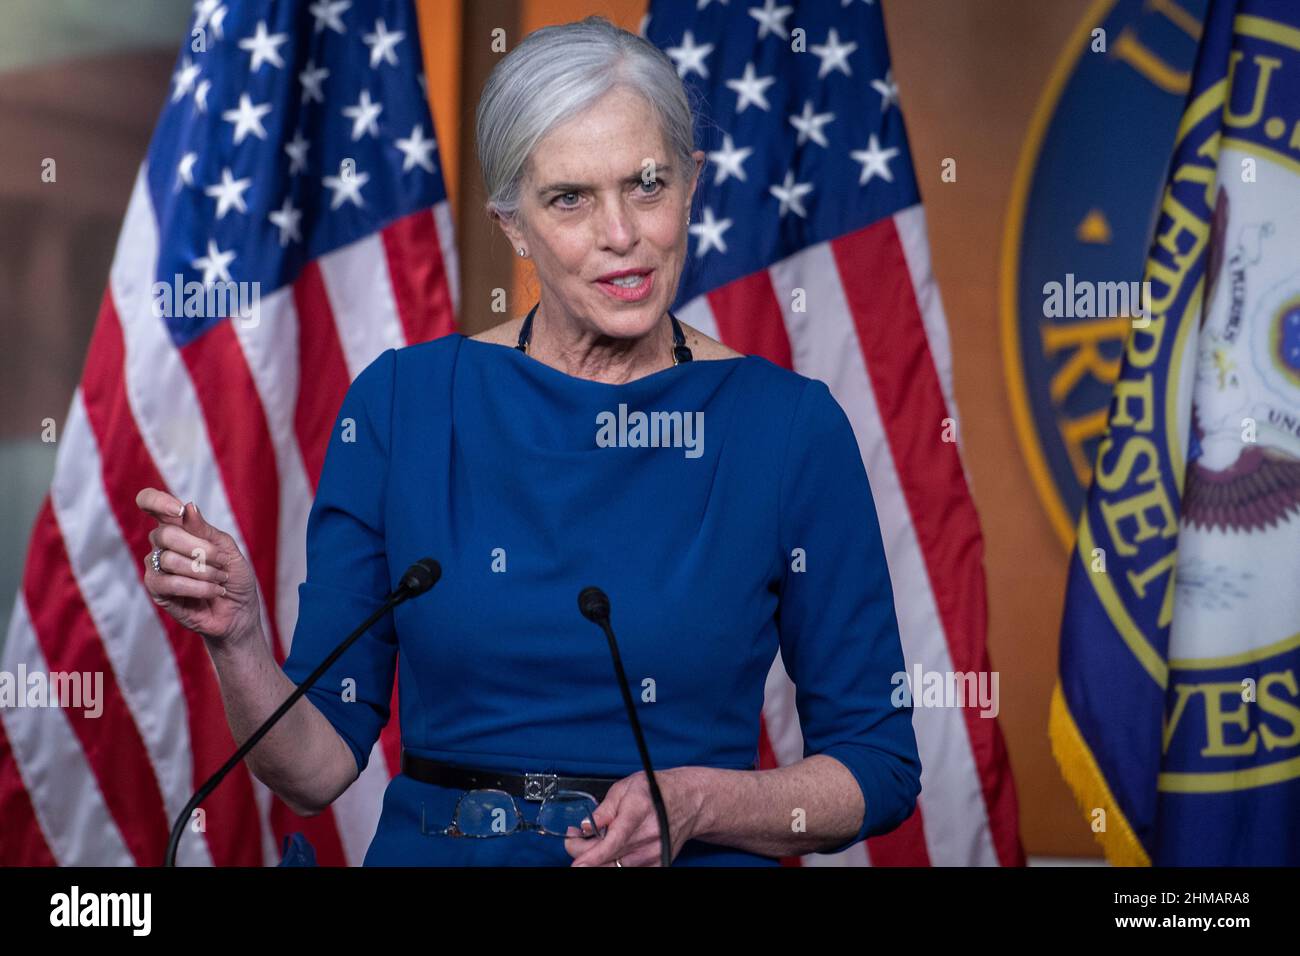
left=594, top=198, right=638, bottom=251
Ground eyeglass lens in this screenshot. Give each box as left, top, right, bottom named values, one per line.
left=446, top=790, right=602, bottom=837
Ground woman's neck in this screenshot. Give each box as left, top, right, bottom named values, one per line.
left=527, top=302, right=676, bottom=384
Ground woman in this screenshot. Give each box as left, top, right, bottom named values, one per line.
left=136, top=16, right=920, bottom=867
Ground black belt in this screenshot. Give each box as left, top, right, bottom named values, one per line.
left=400, top=751, right=621, bottom=803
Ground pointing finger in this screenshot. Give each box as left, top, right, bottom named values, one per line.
left=180, top=500, right=219, bottom=541
left=136, top=487, right=186, bottom=525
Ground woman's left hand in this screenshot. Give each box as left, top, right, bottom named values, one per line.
left=564, top=767, right=710, bottom=867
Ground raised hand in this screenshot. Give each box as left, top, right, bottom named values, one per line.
left=135, top=488, right=261, bottom=646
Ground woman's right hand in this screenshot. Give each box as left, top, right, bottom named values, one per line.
left=135, top=488, right=262, bottom=647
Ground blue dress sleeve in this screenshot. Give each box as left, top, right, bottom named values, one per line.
left=776, top=378, right=922, bottom=852
left=281, top=348, right=399, bottom=777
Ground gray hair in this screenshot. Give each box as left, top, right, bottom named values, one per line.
left=476, top=15, right=701, bottom=228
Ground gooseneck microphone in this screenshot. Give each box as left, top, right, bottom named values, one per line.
left=578, top=586, right=672, bottom=868
left=165, top=558, right=442, bottom=867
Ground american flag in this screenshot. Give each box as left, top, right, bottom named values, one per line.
left=0, top=0, right=457, bottom=865
left=645, top=0, right=1023, bottom=865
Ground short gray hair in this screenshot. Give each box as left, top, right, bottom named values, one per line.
left=476, top=15, right=701, bottom=228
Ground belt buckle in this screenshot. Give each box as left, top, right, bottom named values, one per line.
left=522, top=772, right=558, bottom=802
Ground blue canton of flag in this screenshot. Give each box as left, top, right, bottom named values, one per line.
left=148, top=0, right=447, bottom=346
left=644, top=0, right=919, bottom=308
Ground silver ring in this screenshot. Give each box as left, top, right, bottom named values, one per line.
left=150, top=548, right=165, bottom=573
left=615, top=858, right=623, bottom=868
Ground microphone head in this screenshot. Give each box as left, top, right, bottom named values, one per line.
left=400, top=558, right=442, bottom=596
left=578, top=586, right=610, bottom=623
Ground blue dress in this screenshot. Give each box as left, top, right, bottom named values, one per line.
left=281, top=332, right=921, bottom=866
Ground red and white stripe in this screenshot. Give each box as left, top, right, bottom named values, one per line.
left=686, top=205, right=1023, bottom=867
left=0, top=163, right=457, bottom=866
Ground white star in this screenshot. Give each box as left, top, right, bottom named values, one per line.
left=207, top=3, right=228, bottom=40
left=665, top=30, right=714, bottom=79
left=193, top=0, right=227, bottom=39
left=749, top=0, right=794, bottom=41
left=872, top=69, right=899, bottom=112
left=342, top=90, right=383, bottom=141
left=204, top=167, right=252, bottom=219
left=726, top=62, right=776, bottom=113
left=239, top=20, right=289, bottom=72
left=362, top=18, right=405, bottom=68
left=193, top=0, right=219, bottom=25
left=268, top=197, right=303, bottom=246
left=395, top=124, right=437, bottom=173
left=708, top=133, right=752, bottom=185
left=811, top=28, right=857, bottom=79
left=323, top=166, right=370, bottom=210
left=850, top=134, right=899, bottom=185
left=300, top=61, right=329, bottom=104
left=789, top=100, right=835, bottom=148
left=689, top=207, right=732, bottom=257
left=309, top=0, right=350, bottom=34
left=769, top=170, right=813, bottom=218
left=192, top=238, right=236, bottom=285
left=284, top=131, right=310, bottom=174
left=172, top=56, right=200, bottom=102
left=176, top=152, right=198, bottom=188
left=222, top=93, right=272, bottom=145
left=194, top=79, right=211, bottom=112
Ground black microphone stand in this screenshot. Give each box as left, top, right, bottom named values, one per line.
left=578, top=586, right=672, bottom=868
left=164, top=559, right=441, bottom=867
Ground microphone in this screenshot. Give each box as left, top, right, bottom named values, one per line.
left=578, top=586, right=672, bottom=868
left=165, top=558, right=442, bottom=867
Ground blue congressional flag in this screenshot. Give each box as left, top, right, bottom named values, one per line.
left=1053, top=0, right=1300, bottom=865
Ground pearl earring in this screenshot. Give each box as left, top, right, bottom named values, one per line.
left=517, top=248, right=527, bottom=257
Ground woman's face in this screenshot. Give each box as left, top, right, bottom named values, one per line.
left=501, top=86, right=705, bottom=342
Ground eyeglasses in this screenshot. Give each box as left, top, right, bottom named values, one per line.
left=420, top=788, right=607, bottom=840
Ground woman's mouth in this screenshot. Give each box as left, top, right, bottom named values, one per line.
left=595, top=270, right=654, bottom=302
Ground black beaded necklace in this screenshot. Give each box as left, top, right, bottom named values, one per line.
left=514, top=301, right=694, bottom=365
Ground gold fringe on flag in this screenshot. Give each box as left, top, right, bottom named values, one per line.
left=1048, top=682, right=1151, bottom=866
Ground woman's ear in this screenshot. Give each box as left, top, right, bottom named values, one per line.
left=687, top=149, right=706, bottom=209
left=490, top=205, right=526, bottom=251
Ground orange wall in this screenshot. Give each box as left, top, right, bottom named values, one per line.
left=416, top=0, right=464, bottom=220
